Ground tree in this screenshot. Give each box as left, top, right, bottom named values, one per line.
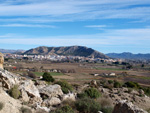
left=42, top=72, right=55, bottom=82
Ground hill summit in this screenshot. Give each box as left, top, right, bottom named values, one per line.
left=23, top=46, right=109, bottom=59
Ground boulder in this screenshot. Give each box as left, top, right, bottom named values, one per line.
left=62, top=93, right=76, bottom=101
left=42, top=97, right=61, bottom=106
left=39, top=84, right=63, bottom=98
left=0, top=88, right=22, bottom=113
left=20, top=89, right=30, bottom=102
left=113, top=100, right=148, bottom=113
left=0, top=69, right=19, bottom=89
left=19, top=80, right=40, bottom=98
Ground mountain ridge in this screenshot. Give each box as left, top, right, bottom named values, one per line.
left=23, top=46, right=109, bottom=59
left=106, top=52, right=150, bottom=60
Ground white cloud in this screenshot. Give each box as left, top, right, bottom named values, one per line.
left=0, top=28, right=150, bottom=47
left=0, top=0, right=150, bottom=22
left=0, top=24, right=56, bottom=28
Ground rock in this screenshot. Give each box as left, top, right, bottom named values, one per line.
left=113, top=100, right=148, bottom=113
left=62, top=93, right=76, bottom=101
left=36, top=103, right=50, bottom=113
left=139, top=89, right=145, bottom=96
left=20, top=89, right=30, bottom=102
left=19, top=80, right=40, bottom=98
left=0, top=69, right=20, bottom=89
left=0, top=52, right=4, bottom=69
left=0, top=88, right=22, bottom=113
left=39, top=84, right=63, bottom=98
left=43, top=97, right=61, bottom=106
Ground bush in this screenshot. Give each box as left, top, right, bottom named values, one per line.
left=113, top=80, right=122, bottom=88
left=124, top=81, right=140, bottom=88
left=108, top=80, right=113, bottom=84
left=84, top=88, right=101, bottom=99
left=42, top=72, right=55, bottom=82
left=52, top=105, right=74, bottom=113
left=75, top=98, right=101, bottom=113
left=142, top=87, right=150, bottom=96
left=20, top=107, right=32, bottom=113
left=0, top=102, right=4, bottom=111
left=27, top=72, right=36, bottom=79
left=9, top=85, right=20, bottom=99
left=56, top=81, right=73, bottom=94
left=101, top=107, right=114, bottom=113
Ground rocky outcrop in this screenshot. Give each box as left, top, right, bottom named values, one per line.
left=38, top=84, right=63, bottom=98
left=0, top=69, right=19, bottom=89
left=19, top=80, right=40, bottom=98
left=62, top=93, right=76, bottom=101
left=0, top=52, right=4, bottom=69
left=42, top=97, right=61, bottom=107
left=113, top=100, right=148, bottom=113
left=0, top=88, right=22, bottom=113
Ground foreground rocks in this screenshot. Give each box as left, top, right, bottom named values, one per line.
left=113, top=100, right=148, bottom=113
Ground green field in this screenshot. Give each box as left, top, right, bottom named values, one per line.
left=33, top=72, right=64, bottom=76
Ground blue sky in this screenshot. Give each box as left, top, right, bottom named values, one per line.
left=0, top=0, right=150, bottom=53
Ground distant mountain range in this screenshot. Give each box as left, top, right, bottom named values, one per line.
left=106, top=52, right=150, bottom=60
left=0, top=49, right=25, bottom=54
left=23, top=46, right=109, bottom=59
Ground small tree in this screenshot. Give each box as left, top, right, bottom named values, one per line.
left=42, top=72, right=55, bottom=82
left=9, top=85, right=20, bottom=99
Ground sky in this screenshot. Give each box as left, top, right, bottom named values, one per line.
left=0, top=0, right=150, bottom=53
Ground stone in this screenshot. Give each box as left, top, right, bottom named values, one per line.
left=0, top=88, right=22, bottom=113
left=62, top=92, right=76, bottom=101
left=38, top=84, right=63, bottom=98
left=19, top=80, right=40, bottom=98
left=0, top=69, right=20, bottom=89
left=43, top=97, right=61, bottom=106
left=0, top=52, right=4, bottom=69
left=20, top=89, right=30, bottom=102
left=113, top=100, right=148, bottom=113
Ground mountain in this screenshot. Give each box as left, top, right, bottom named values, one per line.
left=106, top=52, right=150, bottom=60
left=0, top=49, right=25, bottom=54
left=23, top=46, right=109, bottom=59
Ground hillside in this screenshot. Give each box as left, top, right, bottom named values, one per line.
left=106, top=52, right=150, bottom=60
left=23, top=46, right=109, bottom=59
left=0, top=49, right=25, bottom=54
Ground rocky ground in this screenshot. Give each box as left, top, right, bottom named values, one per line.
left=0, top=68, right=149, bottom=113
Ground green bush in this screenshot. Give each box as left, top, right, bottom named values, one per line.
left=52, top=105, right=74, bottom=113
left=142, top=87, right=150, bottom=96
left=42, top=72, right=55, bottom=82
left=124, top=81, right=140, bottom=88
left=101, top=107, right=114, bottom=113
left=113, top=80, right=122, bottom=88
left=75, top=98, right=101, bottom=113
left=0, top=102, right=4, bottom=111
left=9, top=85, right=20, bottom=99
left=56, top=81, right=73, bottom=94
left=108, top=80, right=113, bottom=84
left=20, top=107, right=32, bottom=113
left=84, top=88, right=101, bottom=99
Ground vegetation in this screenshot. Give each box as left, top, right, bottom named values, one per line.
left=75, top=98, right=101, bottom=113
left=124, top=81, right=140, bottom=88
left=8, top=85, right=20, bottom=99
left=113, top=80, right=122, bottom=88
left=20, top=107, right=32, bottom=113
left=52, top=105, right=74, bottom=113
left=0, top=102, right=4, bottom=111
left=27, top=72, right=36, bottom=78
left=55, top=81, right=73, bottom=94
left=42, top=72, right=55, bottom=82
left=84, top=88, right=101, bottom=99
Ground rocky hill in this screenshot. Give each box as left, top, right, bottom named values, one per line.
left=0, top=49, right=25, bottom=54
left=23, top=46, right=109, bottom=59
left=106, top=52, right=150, bottom=60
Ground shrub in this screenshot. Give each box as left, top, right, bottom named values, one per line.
left=27, top=72, right=36, bottom=79
left=56, top=81, right=73, bottom=94
left=142, top=87, right=150, bottom=96
left=84, top=88, right=101, bottom=99
left=20, top=107, right=32, bottom=113
left=9, top=85, right=20, bottom=99
left=113, top=80, right=122, bottom=88
left=52, top=105, right=74, bottom=113
left=42, top=72, right=55, bottom=82
left=101, top=107, right=114, bottom=113
left=108, top=80, right=113, bottom=84
left=75, top=98, right=101, bottom=113
left=0, top=102, right=4, bottom=111
left=124, top=81, right=140, bottom=88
